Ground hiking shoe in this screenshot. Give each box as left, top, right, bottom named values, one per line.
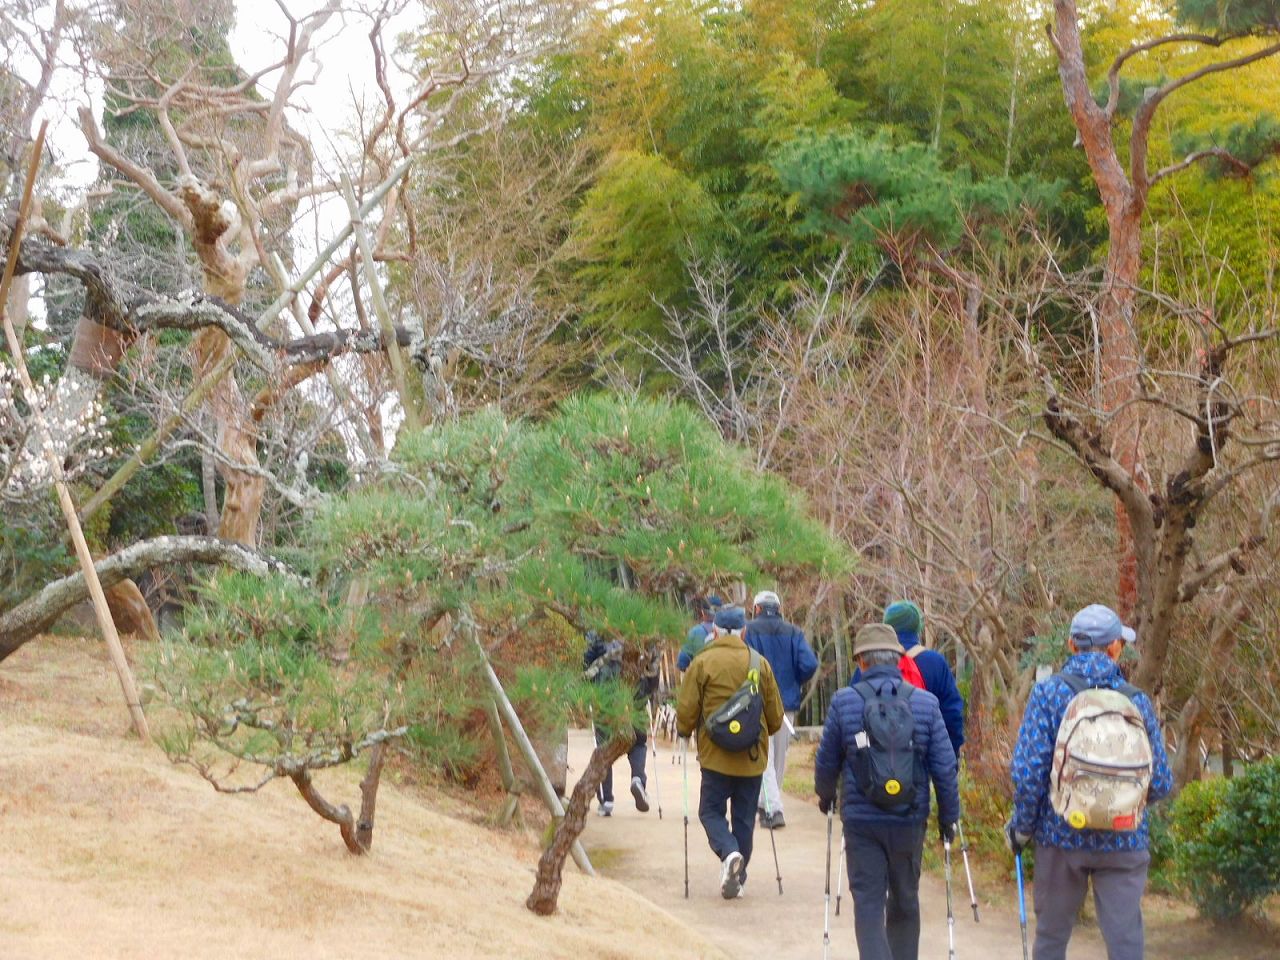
left=598, top=801, right=614, bottom=817
left=767, top=811, right=786, bottom=830
left=630, top=776, right=650, bottom=813
left=737, top=880, right=746, bottom=899
left=720, top=851, right=744, bottom=899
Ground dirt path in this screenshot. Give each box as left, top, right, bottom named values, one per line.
left=572, top=729, right=1109, bottom=960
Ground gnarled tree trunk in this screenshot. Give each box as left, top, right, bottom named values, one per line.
left=526, top=732, right=632, bottom=916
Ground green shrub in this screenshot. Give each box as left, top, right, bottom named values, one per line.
left=1172, top=758, right=1280, bottom=920
left=1145, top=808, right=1178, bottom=894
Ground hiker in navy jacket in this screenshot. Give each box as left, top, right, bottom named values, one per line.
left=1007, top=604, right=1173, bottom=960
left=882, top=600, right=965, bottom=757
left=745, top=590, right=817, bottom=829
left=584, top=631, right=653, bottom=817
left=816, top=623, right=960, bottom=960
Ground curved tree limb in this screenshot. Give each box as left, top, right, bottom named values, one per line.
left=1105, top=32, right=1225, bottom=119
left=6, top=231, right=416, bottom=372
left=1152, top=147, right=1255, bottom=185
left=0, top=535, right=297, bottom=662
left=1131, top=40, right=1280, bottom=192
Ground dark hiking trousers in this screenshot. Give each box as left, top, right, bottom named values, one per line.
left=595, top=725, right=646, bottom=803
left=846, top=819, right=926, bottom=960
left=698, top=769, right=763, bottom=882
left=1033, top=845, right=1150, bottom=960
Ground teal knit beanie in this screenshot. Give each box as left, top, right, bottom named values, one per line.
left=883, top=600, right=922, bottom=635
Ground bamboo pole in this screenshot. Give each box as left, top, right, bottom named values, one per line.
left=471, top=632, right=593, bottom=876
left=1, top=123, right=150, bottom=742
left=79, top=155, right=419, bottom=523
left=340, top=173, right=421, bottom=433
left=484, top=698, right=523, bottom=827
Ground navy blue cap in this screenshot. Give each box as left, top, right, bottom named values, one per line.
left=713, top=605, right=746, bottom=630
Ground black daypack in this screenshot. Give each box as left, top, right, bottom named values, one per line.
left=853, top=679, right=918, bottom=811
left=705, top=648, right=764, bottom=753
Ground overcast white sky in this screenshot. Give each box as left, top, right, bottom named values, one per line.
left=18, top=1, right=421, bottom=447
left=34, top=0, right=417, bottom=239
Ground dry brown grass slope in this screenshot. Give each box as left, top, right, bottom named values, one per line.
left=0, top=636, right=726, bottom=960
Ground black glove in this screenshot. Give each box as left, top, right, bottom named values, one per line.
left=939, top=821, right=957, bottom=844
left=1004, top=819, right=1031, bottom=855
left=818, top=795, right=834, bottom=815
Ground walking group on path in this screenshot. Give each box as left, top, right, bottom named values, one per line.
left=586, top=593, right=1174, bottom=960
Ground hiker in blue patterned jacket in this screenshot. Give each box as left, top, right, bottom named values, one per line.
left=815, top=623, right=960, bottom=960
left=1007, top=604, right=1173, bottom=960
left=745, top=589, right=817, bottom=829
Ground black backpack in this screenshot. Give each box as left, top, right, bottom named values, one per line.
left=705, top=649, right=764, bottom=753
left=852, top=678, right=918, bottom=811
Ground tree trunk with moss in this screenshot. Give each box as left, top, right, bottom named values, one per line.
left=526, top=732, right=632, bottom=915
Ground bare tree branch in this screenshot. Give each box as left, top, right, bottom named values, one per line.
left=0, top=535, right=297, bottom=660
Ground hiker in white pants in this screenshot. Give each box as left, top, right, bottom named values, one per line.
left=760, top=712, right=794, bottom=823
left=744, top=590, right=817, bottom=829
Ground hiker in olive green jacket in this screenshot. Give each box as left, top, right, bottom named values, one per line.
left=677, top=605, right=785, bottom=899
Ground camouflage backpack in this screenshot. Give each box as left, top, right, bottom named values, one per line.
left=1049, top=673, right=1154, bottom=832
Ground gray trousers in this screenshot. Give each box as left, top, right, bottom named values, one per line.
left=1033, top=844, right=1150, bottom=960
left=848, top=820, right=926, bottom=960
left=759, top=710, right=794, bottom=815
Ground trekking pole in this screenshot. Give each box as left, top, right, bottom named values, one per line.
left=943, top=839, right=957, bottom=960
left=681, top=737, right=690, bottom=900
left=957, top=821, right=979, bottom=922
left=647, top=705, right=663, bottom=819
left=834, top=828, right=845, bottom=915
left=1015, top=850, right=1030, bottom=960
left=762, top=785, right=783, bottom=895
left=822, top=807, right=833, bottom=960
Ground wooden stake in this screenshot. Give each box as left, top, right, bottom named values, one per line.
left=471, top=629, right=593, bottom=876
left=0, top=123, right=150, bottom=742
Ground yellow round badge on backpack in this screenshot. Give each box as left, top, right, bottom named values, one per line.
left=1068, top=810, right=1087, bottom=830
left=729, top=720, right=741, bottom=734
left=885, top=779, right=902, bottom=796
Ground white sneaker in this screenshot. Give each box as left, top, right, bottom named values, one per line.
left=736, top=878, right=746, bottom=899
left=720, top=851, right=744, bottom=899
left=598, top=801, right=614, bottom=817
left=630, top=776, right=650, bottom=812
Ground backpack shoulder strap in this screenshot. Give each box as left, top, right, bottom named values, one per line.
left=853, top=679, right=876, bottom=703
left=904, top=645, right=925, bottom=660
left=1055, top=672, right=1090, bottom=696
left=1115, top=681, right=1143, bottom=703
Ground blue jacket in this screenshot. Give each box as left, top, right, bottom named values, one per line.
left=677, top=621, right=711, bottom=671
left=815, top=665, right=961, bottom=828
left=1010, top=652, right=1173, bottom=852
left=745, top=612, right=818, bottom=711
left=855, top=629, right=965, bottom=756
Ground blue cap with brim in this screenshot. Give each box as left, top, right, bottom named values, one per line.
left=1069, top=604, right=1137, bottom=648
left=714, top=605, right=746, bottom=630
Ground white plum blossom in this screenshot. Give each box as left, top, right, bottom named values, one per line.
left=0, top=364, right=112, bottom=504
